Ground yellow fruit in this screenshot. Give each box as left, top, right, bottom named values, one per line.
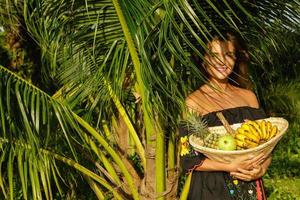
left=247, top=120, right=263, bottom=138
left=247, top=125, right=261, bottom=143
left=235, top=133, right=248, bottom=142
left=235, top=139, right=247, bottom=149
left=236, top=127, right=250, bottom=137
left=237, top=125, right=260, bottom=143
left=260, top=120, right=267, bottom=140
left=266, top=121, right=272, bottom=139
left=241, top=123, right=250, bottom=131
left=236, top=146, right=244, bottom=150
left=244, top=138, right=259, bottom=148
left=269, top=125, right=278, bottom=139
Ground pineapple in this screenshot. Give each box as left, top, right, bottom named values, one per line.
left=182, top=112, right=219, bottom=149
left=203, top=133, right=221, bottom=149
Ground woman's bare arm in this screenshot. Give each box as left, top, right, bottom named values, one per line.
left=229, top=156, right=272, bottom=181
left=194, top=153, right=266, bottom=173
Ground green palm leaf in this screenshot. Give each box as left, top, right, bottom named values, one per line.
left=0, top=65, right=140, bottom=199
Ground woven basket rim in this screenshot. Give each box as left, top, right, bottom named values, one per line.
left=189, top=117, right=289, bottom=155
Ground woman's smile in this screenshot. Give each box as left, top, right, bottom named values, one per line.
left=214, top=66, right=229, bottom=73
left=204, top=40, right=236, bottom=81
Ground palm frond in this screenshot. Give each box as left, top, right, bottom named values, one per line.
left=0, top=65, right=140, bottom=199
left=261, top=80, right=300, bottom=122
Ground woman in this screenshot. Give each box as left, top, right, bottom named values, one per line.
left=180, top=31, right=271, bottom=199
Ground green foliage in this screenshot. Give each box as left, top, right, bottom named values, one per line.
left=267, top=123, right=300, bottom=176
left=264, top=178, right=300, bottom=200
left=0, top=31, right=10, bottom=67
left=251, top=29, right=300, bottom=117
left=0, top=0, right=299, bottom=199
left=249, top=26, right=300, bottom=198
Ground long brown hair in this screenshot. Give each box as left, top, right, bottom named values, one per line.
left=193, top=30, right=252, bottom=89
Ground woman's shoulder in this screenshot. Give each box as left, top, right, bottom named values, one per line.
left=232, top=86, right=259, bottom=108
left=185, top=87, right=207, bottom=113
left=185, top=89, right=202, bottom=111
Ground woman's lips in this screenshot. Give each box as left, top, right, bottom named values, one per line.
left=214, top=67, right=228, bottom=72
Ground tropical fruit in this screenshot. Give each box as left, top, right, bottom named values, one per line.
left=184, top=112, right=280, bottom=151
left=217, top=134, right=237, bottom=151
left=203, top=133, right=221, bottom=149
left=234, top=119, right=279, bottom=150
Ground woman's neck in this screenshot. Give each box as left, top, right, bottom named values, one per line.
left=207, top=79, right=232, bottom=93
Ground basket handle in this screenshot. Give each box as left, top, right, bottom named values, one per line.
left=216, top=112, right=235, bottom=135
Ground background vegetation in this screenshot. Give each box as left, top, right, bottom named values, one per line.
left=0, top=0, right=299, bottom=199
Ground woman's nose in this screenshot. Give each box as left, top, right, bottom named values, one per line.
left=216, top=54, right=226, bottom=65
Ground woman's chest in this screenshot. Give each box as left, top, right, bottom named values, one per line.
left=202, top=91, right=249, bottom=111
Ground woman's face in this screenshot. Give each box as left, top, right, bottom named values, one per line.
left=204, top=39, right=236, bottom=81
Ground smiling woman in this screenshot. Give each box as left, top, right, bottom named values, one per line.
left=204, top=38, right=237, bottom=82
left=180, top=30, right=270, bottom=200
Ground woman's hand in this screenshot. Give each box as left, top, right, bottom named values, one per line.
left=230, top=166, right=265, bottom=181
left=230, top=156, right=272, bottom=181
left=228, top=153, right=266, bottom=172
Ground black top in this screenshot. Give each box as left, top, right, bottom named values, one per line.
left=180, top=106, right=267, bottom=200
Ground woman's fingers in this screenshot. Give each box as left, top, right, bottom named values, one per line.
left=237, top=167, right=261, bottom=175
left=236, top=167, right=253, bottom=175
left=230, top=172, right=252, bottom=181
left=231, top=167, right=263, bottom=181
left=251, top=153, right=265, bottom=162
left=248, top=153, right=265, bottom=166
left=231, top=153, right=266, bottom=171
left=237, top=153, right=264, bottom=170
left=242, top=153, right=264, bottom=162
left=252, top=157, right=266, bottom=167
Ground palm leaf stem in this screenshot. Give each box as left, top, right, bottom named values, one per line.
left=111, top=0, right=166, bottom=198
left=104, top=79, right=146, bottom=168
left=111, top=0, right=154, bottom=145
left=179, top=172, right=192, bottom=200
left=40, top=150, right=124, bottom=200
left=7, top=150, right=14, bottom=200
left=0, top=150, right=7, bottom=199
left=17, top=150, right=28, bottom=200
left=82, top=133, right=122, bottom=186
left=73, top=113, right=140, bottom=200
left=85, top=176, right=105, bottom=200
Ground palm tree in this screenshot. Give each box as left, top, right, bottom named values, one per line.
left=0, top=0, right=299, bottom=199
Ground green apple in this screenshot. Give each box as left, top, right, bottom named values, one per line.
left=217, top=135, right=236, bottom=151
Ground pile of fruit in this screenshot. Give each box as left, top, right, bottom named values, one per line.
left=203, top=119, right=279, bottom=151
left=234, top=120, right=278, bottom=150
left=182, top=113, right=280, bottom=151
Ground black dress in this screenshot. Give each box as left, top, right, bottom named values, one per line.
left=180, top=106, right=267, bottom=200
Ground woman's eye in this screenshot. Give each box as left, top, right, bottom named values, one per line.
left=225, top=52, right=236, bottom=59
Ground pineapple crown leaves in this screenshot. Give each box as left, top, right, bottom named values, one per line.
left=181, top=112, right=209, bottom=138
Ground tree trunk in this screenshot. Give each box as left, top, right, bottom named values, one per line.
left=140, top=143, right=156, bottom=200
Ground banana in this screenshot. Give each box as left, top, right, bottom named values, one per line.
left=241, top=123, right=250, bottom=131
left=235, top=133, right=248, bottom=142
left=266, top=121, right=272, bottom=139
left=235, top=139, right=247, bottom=149
left=246, top=125, right=261, bottom=143
left=259, top=120, right=267, bottom=140
left=244, top=138, right=259, bottom=148
left=236, top=146, right=244, bottom=150
left=236, top=127, right=249, bottom=136
left=269, top=125, right=278, bottom=139
left=247, top=120, right=263, bottom=138
left=236, top=125, right=260, bottom=143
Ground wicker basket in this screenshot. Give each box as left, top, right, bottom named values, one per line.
left=189, top=117, right=289, bottom=163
